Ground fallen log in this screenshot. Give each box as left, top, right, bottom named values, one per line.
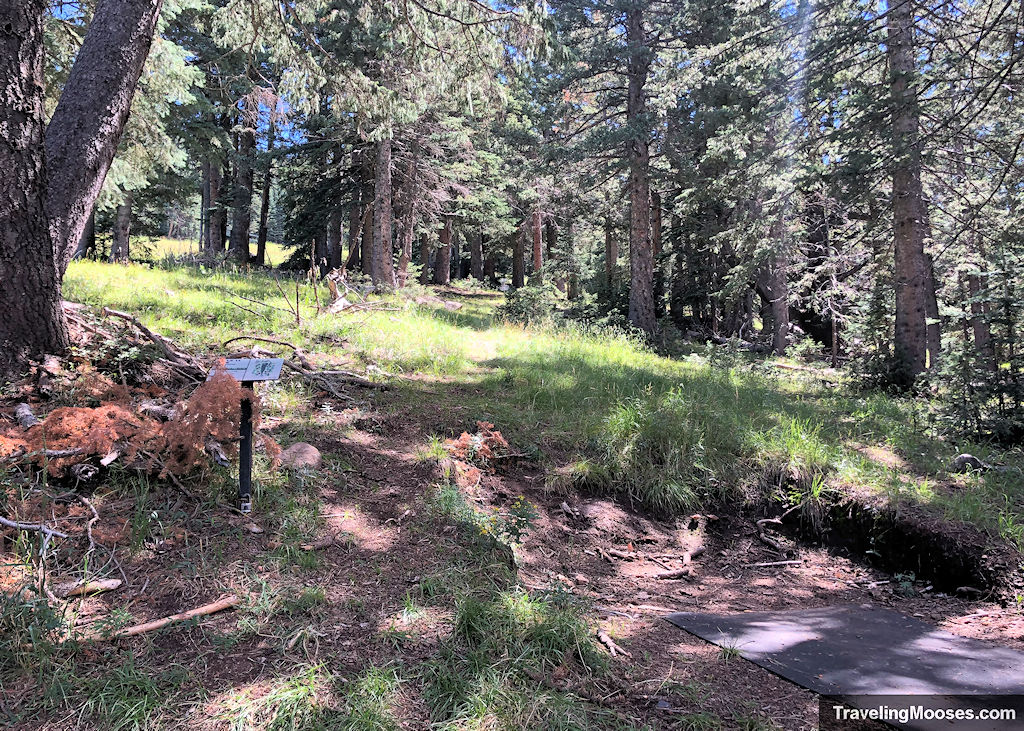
left=81, top=594, right=241, bottom=641
left=57, top=578, right=123, bottom=598
left=15, top=403, right=39, bottom=428
left=654, top=567, right=693, bottom=580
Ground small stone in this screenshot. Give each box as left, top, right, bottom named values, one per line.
left=573, top=573, right=590, bottom=585
left=245, top=523, right=264, bottom=534
left=279, top=442, right=322, bottom=470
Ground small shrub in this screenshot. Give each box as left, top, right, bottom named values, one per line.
left=495, top=285, right=561, bottom=325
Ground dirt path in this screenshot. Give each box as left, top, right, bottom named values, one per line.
left=297, top=392, right=1024, bottom=730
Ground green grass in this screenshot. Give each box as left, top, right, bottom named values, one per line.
left=62, top=258, right=1024, bottom=541
left=137, top=236, right=290, bottom=266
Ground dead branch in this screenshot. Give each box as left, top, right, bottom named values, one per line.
left=654, top=567, right=693, bottom=580
left=222, top=336, right=314, bottom=369
left=101, top=308, right=204, bottom=378
left=77, top=496, right=99, bottom=556
left=745, top=560, right=803, bottom=568
left=0, top=516, right=69, bottom=540
left=57, top=578, right=122, bottom=598
left=682, top=546, right=706, bottom=564
left=596, top=630, right=631, bottom=658
left=80, top=594, right=241, bottom=641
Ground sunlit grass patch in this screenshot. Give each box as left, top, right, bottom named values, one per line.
left=422, top=588, right=609, bottom=729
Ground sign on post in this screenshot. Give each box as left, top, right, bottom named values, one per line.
left=208, top=358, right=284, bottom=513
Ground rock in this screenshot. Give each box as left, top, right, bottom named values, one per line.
left=950, top=453, right=989, bottom=473
left=279, top=442, right=322, bottom=470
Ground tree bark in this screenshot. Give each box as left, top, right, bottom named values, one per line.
left=328, top=206, right=343, bottom=271
left=0, top=0, right=70, bottom=361
left=371, top=139, right=396, bottom=287
left=470, top=231, right=484, bottom=281
left=625, top=4, right=657, bottom=336
left=433, top=216, right=452, bottom=286
left=396, top=148, right=419, bottom=286
left=755, top=253, right=789, bottom=355
left=513, top=224, right=526, bottom=288
left=109, top=191, right=133, bottom=263
left=531, top=208, right=543, bottom=282
left=604, top=213, right=617, bottom=288
left=200, top=159, right=210, bottom=250
left=229, top=123, right=255, bottom=263
left=484, top=250, right=497, bottom=285
left=888, top=0, right=931, bottom=386
left=47, top=0, right=165, bottom=274
left=419, top=233, right=432, bottom=285
left=207, top=160, right=225, bottom=252
left=344, top=187, right=362, bottom=271
left=72, top=208, right=96, bottom=261
left=255, top=119, right=275, bottom=267
left=360, top=204, right=373, bottom=274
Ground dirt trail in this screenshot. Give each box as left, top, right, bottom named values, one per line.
left=303, top=397, right=1024, bottom=730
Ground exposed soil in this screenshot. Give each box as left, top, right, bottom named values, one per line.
left=5, top=344, right=1024, bottom=730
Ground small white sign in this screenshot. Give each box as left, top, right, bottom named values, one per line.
left=208, top=358, right=284, bottom=382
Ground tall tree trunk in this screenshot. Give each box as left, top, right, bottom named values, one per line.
left=531, top=208, right=543, bottom=282
left=229, top=124, right=255, bottom=263
left=109, top=192, right=133, bottom=263
left=434, top=216, right=452, bottom=286
left=625, top=4, right=656, bottom=336
left=484, top=251, right=497, bottom=285
left=419, top=233, right=432, bottom=285
left=397, top=206, right=416, bottom=287
left=255, top=119, right=275, bottom=267
left=470, top=231, right=484, bottom=281
left=604, top=213, right=617, bottom=288
left=328, top=207, right=343, bottom=270
left=396, top=147, right=418, bottom=286
left=652, top=190, right=665, bottom=316
left=46, top=0, right=165, bottom=274
left=755, top=254, right=789, bottom=355
left=360, top=204, right=373, bottom=274
left=513, top=224, right=526, bottom=288
left=0, top=0, right=69, bottom=360
left=888, top=0, right=931, bottom=386
left=968, top=272, right=994, bottom=368
left=200, top=159, right=210, bottom=250
left=344, top=188, right=362, bottom=271
left=545, top=218, right=564, bottom=292
left=567, top=222, right=579, bottom=301
left=208, top=160, right=225, bottom=252
left=314, top=235, right=329, bottom=276
left=371, top=139, right=396, bottom=287
left=72, top=208, right=96, bottom=260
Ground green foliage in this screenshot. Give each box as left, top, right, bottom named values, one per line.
left=495, top=285, right=562, bottom=326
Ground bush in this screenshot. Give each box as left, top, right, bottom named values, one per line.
left=495, top=285, right=561, bottom=325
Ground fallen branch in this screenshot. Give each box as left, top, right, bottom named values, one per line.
left=57, top=578, right=122, bottom=598
left=596, top=630, right=631, bottom=658
left=222, top=336, right=313, bottom=369
left=654, top=567, right=693, bottom=580
left=682, top=546, right=705, bottom=564
left=0, top=516, right=69, bottom=540
left=78, top=496, right=99, bottom=556
left=745, top=560, right=803, bottom=568
left=101, top=308, right=204, bottom=377
left=81, top=594, right=241, bottom=641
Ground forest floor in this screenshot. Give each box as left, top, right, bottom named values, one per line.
left=2, top=259, right=1024, bottom=730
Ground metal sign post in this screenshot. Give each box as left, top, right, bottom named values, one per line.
left=207, top=358, right=284, bottom=513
